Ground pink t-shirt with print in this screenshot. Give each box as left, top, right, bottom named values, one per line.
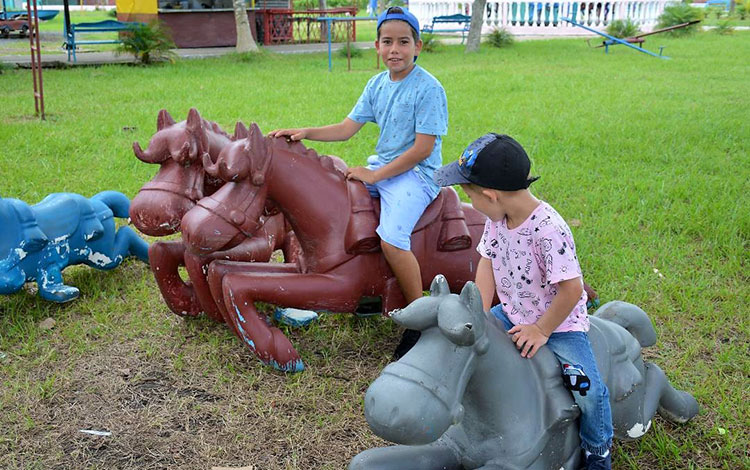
left=477, top=201, right=589, bottom=333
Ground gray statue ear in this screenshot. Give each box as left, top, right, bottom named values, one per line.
left=430, top=274, right=450, bottom=297
left=459, top=282, right=483, bottom=315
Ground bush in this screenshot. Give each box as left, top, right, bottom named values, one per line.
left=107, top=9, right=117, bottom=18
left=713, top=19, right=735, bottom=34
left=337, top=43, right=363, bottom=58
left=116, top=21, right=177, bottom=64
left=485, top=28, right=514, bottom=48
left=737, top=2, right=748, bottom=20
left=420, top=33, right=444, bottom=53
left=656, top=3, right=703, bottom=36
left=606, top=19, right=641, bottom=38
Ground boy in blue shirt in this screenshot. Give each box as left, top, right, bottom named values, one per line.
left=270, top=7, right=449, bottom=321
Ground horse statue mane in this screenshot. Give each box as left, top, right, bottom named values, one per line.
left=350, top=275, right=699, bottom=470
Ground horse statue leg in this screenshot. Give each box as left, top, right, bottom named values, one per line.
left=149, top=241, right=202, bottom=317
left=0, top=251, right=27, bottom=295
left=209, top=266, right=362, bottom=372
left=636, top=362, right=700, bottom=435
left=349, top=443, right=461, bottom=470
left=36, top=259, right=79, bottom=302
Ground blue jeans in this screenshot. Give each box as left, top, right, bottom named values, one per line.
left=491, top=305, right=614, bottom=455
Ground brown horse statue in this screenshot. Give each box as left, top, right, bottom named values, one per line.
left=130, top=109, right=301, bottom=321
left=177, top=123, right=489, bottom=371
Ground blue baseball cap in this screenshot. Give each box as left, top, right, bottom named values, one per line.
left=377, top=6, right=420, bottom=38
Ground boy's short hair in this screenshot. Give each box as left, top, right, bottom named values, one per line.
left=434, top=133, right=540, bottom=191
left=376, top=7, right=420, bottom=42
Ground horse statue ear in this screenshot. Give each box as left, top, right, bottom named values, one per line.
left=248, top=123, right=268, bottom=186
left=430, top=274, right=450, bottom=297
left=186, top=108, right=209, bottom=154
left=157, top=109, right=176, bottom=131
left=234, top=122, right=249, bottom=140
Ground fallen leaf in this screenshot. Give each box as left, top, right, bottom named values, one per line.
left=569, top=218, right=581, bottom=227
left=38, top=318, right=56, bottom=330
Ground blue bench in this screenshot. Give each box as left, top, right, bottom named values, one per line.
left=421, top=14, right=471, bottom=44
left=705, top=0, right=731, bottom=11
left=65, top=19, right=143, bottom=62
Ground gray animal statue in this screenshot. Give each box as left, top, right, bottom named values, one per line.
left=350, top=275, right=699, bottom=470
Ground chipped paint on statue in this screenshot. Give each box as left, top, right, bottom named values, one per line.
left=0, top=191, right=149, bottom=302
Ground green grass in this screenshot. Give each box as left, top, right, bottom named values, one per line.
left=1, top=32, right=749, bottom=469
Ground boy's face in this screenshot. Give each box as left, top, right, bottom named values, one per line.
left=375, top=21, right=422, bottom=81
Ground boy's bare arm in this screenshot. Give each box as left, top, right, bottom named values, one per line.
left=269, top=118, right=364, bottom=142
left=509, top=276, right=584, bottom=358
left=346, top=133, right=436, bottom=184
left=475, top=257, right=496, bottom=312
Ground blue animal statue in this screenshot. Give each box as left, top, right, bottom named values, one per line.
left=350, top=275, right=699, bottom=470
left=0, top=191, right=149, bottom=302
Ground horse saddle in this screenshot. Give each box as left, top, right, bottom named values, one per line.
left=344, top=180, right=472, bottom=255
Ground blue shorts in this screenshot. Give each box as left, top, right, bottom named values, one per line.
left=365, top=156, right=437, bottom=251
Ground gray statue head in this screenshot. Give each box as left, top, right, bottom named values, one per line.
left=364, top=275, right=489, bottom=445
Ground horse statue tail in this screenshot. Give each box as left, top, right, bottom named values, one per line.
left=593, top=301, right=657, bottom=347
left=91, top=191, right=132, bottom=219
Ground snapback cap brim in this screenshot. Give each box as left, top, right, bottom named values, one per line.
left=433, top=161, right=472, bottom=187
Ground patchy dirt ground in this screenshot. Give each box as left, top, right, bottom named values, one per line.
left=0, top=262, right=397, bottom=470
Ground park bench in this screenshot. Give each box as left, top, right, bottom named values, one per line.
left=421, top=13, right=471, bottom=44
left=705, top=0, right=731, bottom=11
left=65, top=19, right=143, bottom=63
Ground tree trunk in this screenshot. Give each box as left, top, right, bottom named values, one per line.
left=233, top=0, right=259, bottom=53
left=319, top=0, right=328, bottom=40
left=465, top=0, right=487, bottom=53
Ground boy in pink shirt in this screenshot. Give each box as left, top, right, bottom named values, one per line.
left=434, top=133, right=613, bottom=470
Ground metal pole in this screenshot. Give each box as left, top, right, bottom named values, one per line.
left=27, top=0, right=45, bottom=119
left=346, top=20, right=351, bottom=71
left=63, top=0, right=72, bottom=55
left=326, top=18, right=332, bottom=71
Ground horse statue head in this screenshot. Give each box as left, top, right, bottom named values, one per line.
left=181, top=123, right=324, bottom=255
left=129, top=108, right=234, bottom=236
left=365, top=275, right=489, bottom=445
left=180, top=122, right=271, bottom=253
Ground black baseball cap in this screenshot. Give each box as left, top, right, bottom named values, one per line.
left=433, top=133, right=540, bottom=191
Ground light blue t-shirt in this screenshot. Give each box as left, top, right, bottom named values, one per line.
left=348, top=65, right=448, bottom=196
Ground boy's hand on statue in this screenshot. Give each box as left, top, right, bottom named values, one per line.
left=268, top=128, right=307, bottom=141
left=508, top=324, right=549, bottom=359
left=346, top=167, right=378, bottom=184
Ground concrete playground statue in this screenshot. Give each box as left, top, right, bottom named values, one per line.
left=0, top=191, right=149, bottom=302
left=129, top=108, right=301, bottom=320
left=176, top=123, right=490, bottom=372
left=349, top=275, right=700, bottom=470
